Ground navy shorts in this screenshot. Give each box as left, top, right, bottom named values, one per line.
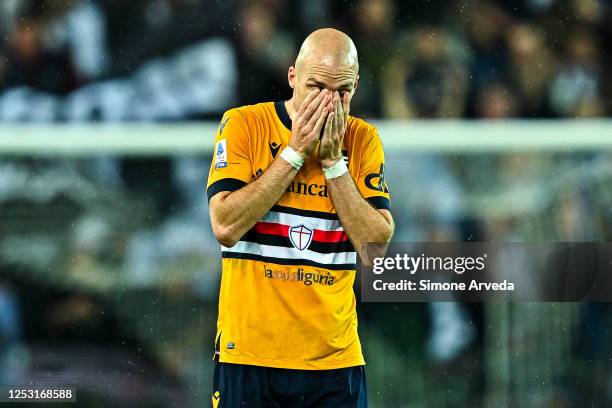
left=211, top=362, right=367, bottom=408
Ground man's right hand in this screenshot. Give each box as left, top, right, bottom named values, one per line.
left=289, top=89, right=331, bottom=158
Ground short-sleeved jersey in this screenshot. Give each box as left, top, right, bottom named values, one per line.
left=207, top=101, right=390, bottom=370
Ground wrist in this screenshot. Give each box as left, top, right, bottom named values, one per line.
left=322, top=157, right=348, bottom=179
left=320, top=156, right=343, bottom=169
left=280, top=146, right=305, bottom=170
left=287, top=143, right=306, bottom=160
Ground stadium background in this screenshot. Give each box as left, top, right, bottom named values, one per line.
left=1, top=0, right=611, bottom=406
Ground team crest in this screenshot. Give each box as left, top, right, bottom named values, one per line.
left=289, top=224, right=313, bottom=251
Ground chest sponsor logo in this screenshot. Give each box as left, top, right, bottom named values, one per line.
left=264, top=265, right=336, bottom=286
left=288, top=224, right=313, bottom=251
left=287, top=181, right=328, bottom=197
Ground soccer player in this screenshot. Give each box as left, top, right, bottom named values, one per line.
left=207, top=28, right=394, bottom=407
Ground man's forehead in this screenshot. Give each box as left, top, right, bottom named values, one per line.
left=301, top=46, right=357, bottom=64
left=300, top=55, right=358, bottom=78
left=304, top=61, right=356, bottom=74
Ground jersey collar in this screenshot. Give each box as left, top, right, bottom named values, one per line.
left=274, top=101, right=292, bottom=131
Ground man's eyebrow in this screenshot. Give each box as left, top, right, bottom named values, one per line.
left=306, top=78, right=353, bottom=90
left=306, top=78, right=327, bottom=87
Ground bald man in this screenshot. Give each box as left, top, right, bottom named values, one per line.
left=207, top=28, right=393, bottom=407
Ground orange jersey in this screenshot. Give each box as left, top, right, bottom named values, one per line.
left=207, top=101, right=390, bottom=370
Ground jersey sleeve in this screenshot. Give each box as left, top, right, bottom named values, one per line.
left=356, top=127, right=391, bottom=210
left=206, top=109, right=253, bottom=201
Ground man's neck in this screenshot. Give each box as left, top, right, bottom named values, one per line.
left=284, top=99, right=297, bottom=122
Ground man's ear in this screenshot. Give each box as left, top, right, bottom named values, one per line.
left=288, top=66, right=296, bottom=89
left=353, top=74, right=359, bottom=96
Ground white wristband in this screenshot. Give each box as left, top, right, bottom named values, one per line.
left=323, top=158, right=348, bottom=179
left=280, top=146, right=305, bottom=170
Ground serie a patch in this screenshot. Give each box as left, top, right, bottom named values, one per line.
left=215, top=139, right=227, bottom=168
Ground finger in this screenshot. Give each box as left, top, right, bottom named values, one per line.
left=342, top=92, right=350, bottom=124
left=301, top=89, right=328, bottom=123
left=296, top=88, right=320, bottom=117
left=307, top=95, right=329, bottom=130
left=323, top=112, right=335, bottom=140
left=340, top=93, right=350, bottom=134
left=313, top=106, right=329, bottom=135
left=335, top=93, right=344, bottom=136
left=332, top=94, right=340, bottom=138
left=326, top=95, right=334, bottom=114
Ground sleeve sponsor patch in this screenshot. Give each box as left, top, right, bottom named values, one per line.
left=365, top=163, right=389, bottom=193
left=215, top=139, right=227, bottom=168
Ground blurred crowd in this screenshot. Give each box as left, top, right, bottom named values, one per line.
left=0, top=0, right=610, bottom=121
left=1, top=1, right=612, bottom=406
